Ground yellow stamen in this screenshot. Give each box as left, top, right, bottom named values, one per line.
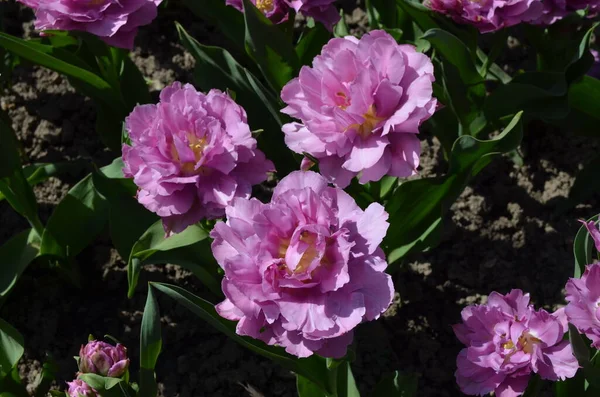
left=336, top=92, right=350, bottom=110
left=502, top=341, right=514, bottom=350
left=256, top=0, right=274, bottom=13
left=171, top=134, right=209, bottom=175
left=347, top=105, right=385, bottom=138
left=518, top=333, right=541, bottom=354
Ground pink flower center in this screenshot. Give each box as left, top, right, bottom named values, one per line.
left=278, top=231, right=328, bottom=277
left=518, top=331, right=541, bottom=354
left=348, top=105, right=385, bottom=138
left=501, top=330, right=541, bottom=364
left=256, top=0, right=274, bottom=13
left=171, top=135, right=209, bottom=175
left=336, top=92, right=350, bottom=110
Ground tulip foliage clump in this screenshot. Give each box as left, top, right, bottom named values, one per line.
left=0, top=0, right=599, bottom=395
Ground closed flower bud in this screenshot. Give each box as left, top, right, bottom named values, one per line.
left=79, top=340, right=129, bottom=378
left=67, top=379, right=98, bottom=397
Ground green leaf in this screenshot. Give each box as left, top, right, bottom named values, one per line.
left=33, top=358, right=59, bottom=397
left=334, top=10, right=350, bottom=38
left=297, top=375, right=327, bottom=397
left=0, top=367, right=28, bottom=397
left=423, top=30, right=486, bottom=135
left=0, top=116, right=43, bottom=235
left=296, top=24, right=331, bottom=67
left=182, top=0, right=245, bottom=50
left=242, top=0, right=300, bottom=92
left=94, top=101, right=125, bottom=152
left=0, top=229, right=40, bottom=299
left=385, top=112, right=523, bottom=266
left=151, top=282, right=332, bottom=393
left=100, top=157, right=127, bottom=180
left=372, top=371, right=418, bottom=396
left=22, top=160, right=86, bottom=191
left=0, top=33, right=118, bottom=109
left=570, top=324, right=590, bottom=364
left=127, top=221, right=211, bottom=297
left=522, top=374, right=543, bottom=397
left=560, top=76, right=600, bottom=136
left=573, top=215, right=597, bottom=278
left=367, top=0, right=399, bottom=29
left=40, top=174, right=109, bottom=260
left=484, top=71, right=569, bottom=122
left=91, top=169, right=156, bottom=261
left=555, top=371, right=585, bottom=397
left=176, top=23, right=297, bottom=174
left=139, top=286, right=161, bottom=397
left=120, top=56, right=151, bottom=108
left=0, top=318, right=24, bottom=376
left=77, top=374, right=124, bottom=396
left=337, top=361, right=360, bottom=397
left=422, top=29, right=481, bottom=85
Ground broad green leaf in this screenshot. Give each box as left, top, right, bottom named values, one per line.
left=0, top=229, right=40, bottom=298
left=120, top=56, right=151, bottom=108
left=366, top=0, right=399, bottom=29
left=139, top=286, right=161, bottom=397
left=296, top=24, right=331, bottom=67
left=0, top=33, right=118, bottom=109
left=127, top=221, right=210, bottom=297
left=100, top=157, right=127, bottom=180
left=242, top=0, right=300, bottom=92
left=438, top=61, right=486, bottom=136
left=334, top=10, right=350, bottom=38
left=0, top=117, right=43, bottom=235
left=297, top=375, right=327, bottom=397
left=384, top=112, right=523, bottom=266
left=176, top=23, right=297, bottom=174
left=379, top=176, right=398, bottom=199
left=555, top=371, right=585, bottom=397
left=484, top=71, right=569, bottom=121
left=183, top=0, right=245, bottom=49
left=0, top=318, right=24, bottom=376
left=422, top=29, right=481, bottom=85
left=19, top=160, right=87, bottom=194
left=40, top=174, right=109, bottom=260
left=337, top=361, right=360, bottom=397
left=0, top=367, right=28, bottom=397
left=573, top=215, right=597, bottom=278
left=560, top=76, right=600, bottom=136
left=372, top=371, right=418, bottom=396
left=94, top=101, right=124, bottom=152
left=570, top=324, right=590, bottom=364
left=521, top=374, right=543, bottom=397
left=33, top=359, right=59, bottom=397
left=151, top=282, right=332, bottom=393
left=77, top=374, right=127, bottom=397
left=91, top=169, right=156, bottom=261
left=142, top=244, right=222, bottom=298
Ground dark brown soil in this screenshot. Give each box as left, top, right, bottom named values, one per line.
left=1, top=1, right=599, bottom=396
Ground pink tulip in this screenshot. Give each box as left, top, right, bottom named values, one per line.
left=281, top=30, right=436, bottom=188
left=211, top=171, right=394, bottom=358
left=17, top=0, right=162, bottom=49
left=454, top=290, right=578, bottom=397
left=123, top=82, right=274, bottom=235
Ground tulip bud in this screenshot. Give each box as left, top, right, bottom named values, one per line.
left=79, top=340, right=129, bottom=378
left=67, top=379, right=98, bottom=397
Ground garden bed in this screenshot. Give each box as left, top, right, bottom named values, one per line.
left=1, top=1, right=599, bottom=396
